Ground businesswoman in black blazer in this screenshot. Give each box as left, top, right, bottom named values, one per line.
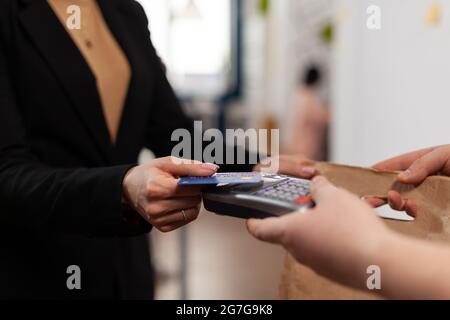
left=0, top=0, right=255, bottom=299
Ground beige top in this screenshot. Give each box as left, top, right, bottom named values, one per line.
left=48, top=0, right=131, bottom=143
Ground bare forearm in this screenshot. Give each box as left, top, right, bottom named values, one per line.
left=373, top=234, right=450, bottom=299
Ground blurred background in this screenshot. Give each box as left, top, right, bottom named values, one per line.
left=136, top=0, right=450, bottom=299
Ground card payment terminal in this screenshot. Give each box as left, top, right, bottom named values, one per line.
left=203, top=173, right=314, bottom=219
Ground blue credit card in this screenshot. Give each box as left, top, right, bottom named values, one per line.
left=178, top=172, right=262, bottom=186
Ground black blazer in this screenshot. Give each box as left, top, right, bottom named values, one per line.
left=0, top=0, right=250, bottom=299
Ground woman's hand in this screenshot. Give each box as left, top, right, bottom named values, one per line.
left=122, top=156, right=219, bottom=232
left=247, top=176, right=395, bottom=290
left=369, top=145, right=450, bottom=215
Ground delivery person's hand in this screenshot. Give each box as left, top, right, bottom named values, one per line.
left=369, top=145, right=450, bottom=215
left=254, top=154, right=317, bottom=178
left=247, top=176, right=395, bottom=290
left=122, top=156, right=219, bottom=232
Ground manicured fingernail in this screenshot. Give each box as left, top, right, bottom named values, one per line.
left=301, top=166, right=316, bottom=176
left=399, top=169, right=412, bottom=179
left=202, top=163, right=220, bottom=171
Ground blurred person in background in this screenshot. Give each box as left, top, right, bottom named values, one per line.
left=285, top=65, right=329, bottom=160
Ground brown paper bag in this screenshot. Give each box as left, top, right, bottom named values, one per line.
left=279, top=162, right=450, bottom=299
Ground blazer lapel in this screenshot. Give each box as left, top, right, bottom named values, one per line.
left=18, top=0, right=114, bottom=163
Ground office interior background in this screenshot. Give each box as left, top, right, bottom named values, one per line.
left=138, top=0, right=450, bottom=299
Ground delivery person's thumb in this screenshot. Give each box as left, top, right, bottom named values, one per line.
left=248, top=177, right=337, bottom=244
left=310, top=176, right=337, bottom=204
left=246, top=216, right=289, bottom=244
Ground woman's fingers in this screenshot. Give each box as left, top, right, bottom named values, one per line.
left=157, top=207, right=201, bottom=232
left=147, top=196, right=201, bottom=218
left=159, top=221, right=186, bottom=233
left=126, top=157, right=218, bottom=233
left=145, top=174, right=202, bottom=199
left=153, top=204, right=201, bottom=226
left=173, top=185, right=203, bottom=197
left=154, top=156, right=219, bottom=177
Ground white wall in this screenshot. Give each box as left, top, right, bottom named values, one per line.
left=332, top=0, right=450, bottom=165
